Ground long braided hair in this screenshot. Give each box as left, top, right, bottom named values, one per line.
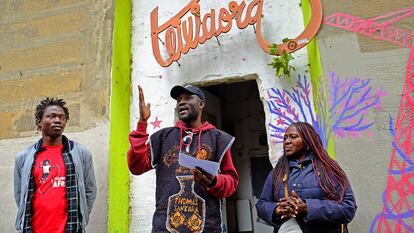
left=272, top=122, right=349, bottom=202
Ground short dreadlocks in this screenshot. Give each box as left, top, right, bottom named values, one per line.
left=35, top=97, right=70, bottom=130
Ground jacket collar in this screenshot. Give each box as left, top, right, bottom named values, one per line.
left=288, top=154, right=313, bottom=169
left=34, top=135, right=73, bottom=153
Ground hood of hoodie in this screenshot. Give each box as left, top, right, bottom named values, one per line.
left=175, top=120, right=215, bottom=132
left=175, top=120, right=215, bottom=153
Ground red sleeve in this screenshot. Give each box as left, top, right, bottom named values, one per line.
left=207, top=149, right=239, bottom=199
left=127, top=121, right=153, bottom=175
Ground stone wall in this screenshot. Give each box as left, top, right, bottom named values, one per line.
left=0, top=0, right=113, bottom=232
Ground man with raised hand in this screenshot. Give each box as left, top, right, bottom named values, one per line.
left=128, top=85, right=239, bottom=232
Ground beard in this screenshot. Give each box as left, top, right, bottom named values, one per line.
left=179, top=105, right=199, bottom=123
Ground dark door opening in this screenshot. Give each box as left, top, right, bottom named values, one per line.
left=202, top=80, right=273, bottom=233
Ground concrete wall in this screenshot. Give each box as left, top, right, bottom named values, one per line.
left=0, top=0, right=113, bottom=232
left=0, top=0, right=113, bottom=138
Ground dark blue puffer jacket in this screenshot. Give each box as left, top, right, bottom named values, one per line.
left=256, top=155, right=357, bottom=233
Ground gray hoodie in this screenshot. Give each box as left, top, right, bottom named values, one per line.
left=14, top=136, right=97, bottom=232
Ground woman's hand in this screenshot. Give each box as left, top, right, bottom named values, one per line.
left=291, top=191, right=308, bottom=215
left=275, top=197, right=298, bottom=219
left=275, top=191, right=308, bottom=219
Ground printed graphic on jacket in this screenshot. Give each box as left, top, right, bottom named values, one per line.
left=149, top=125, right=233, bottom=232
left=167, top=176, right=206, bottom=233
left=165, top=145, right=213, bottom=232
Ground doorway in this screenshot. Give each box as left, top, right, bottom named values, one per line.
left=202, top=79, right=273, bottom=233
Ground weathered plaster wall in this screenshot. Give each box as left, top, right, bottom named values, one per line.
left=0, top=0, right=113, bottom=232
left=0, top=0, right=113, bottom=138
left=130, top=0, right=311, bottom=231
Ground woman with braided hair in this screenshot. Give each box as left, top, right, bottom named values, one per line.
left=256, top=122, right=357, bottom=233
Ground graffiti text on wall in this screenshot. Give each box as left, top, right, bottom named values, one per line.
left=150, top=0, right=323, bottom=67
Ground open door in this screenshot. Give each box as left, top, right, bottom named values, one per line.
left=202, top=80, right=273, bottom=233
left=202, top=90, right=222, bottom=129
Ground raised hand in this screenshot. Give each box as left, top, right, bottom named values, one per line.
left=138, top=85, right=151, bottom=122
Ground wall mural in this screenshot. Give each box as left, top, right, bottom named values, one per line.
left=266, top=73, right=385, bottom=147
left=324, top=6, right=414, bottom=233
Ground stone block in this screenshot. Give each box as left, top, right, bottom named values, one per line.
left=0, top=71, right=82, bottom=103
left=0, top=40, right=83, bottom=73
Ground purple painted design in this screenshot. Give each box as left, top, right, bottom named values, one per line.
left=267, top=73, right=386, bottom=146
left=267, top=74, right=320, bottom=144
left=328, top=72, right=385, bottom=139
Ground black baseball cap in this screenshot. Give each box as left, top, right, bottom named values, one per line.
left=170, top=85, right=206, bottom=100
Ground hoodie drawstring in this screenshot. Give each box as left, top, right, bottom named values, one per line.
left=197, top=129, right=203, bottom=152
left=176, top=121, right=214, bottom=154
left=179, top=128, right=202, bottom=154
left=179, top=128, right=184, bottom=152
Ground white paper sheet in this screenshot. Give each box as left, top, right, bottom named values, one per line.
left=178, top=152, right=220, bottom=176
